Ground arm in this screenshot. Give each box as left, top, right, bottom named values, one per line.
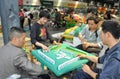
left=13, top=52, right=43, bottom=76
left=35, top=41, right=49, bottom=50
left=78, top=25, right=87, bottom=43
left=85, top=42, right=100, bottom=48
left=85, top=55, right=98, bottom=63
left=82, top=64, right=97, bottom=79
left=45, top=26, right=59, bottom=45
left=77, top=54, right=98, bottom=63
left=78, top=34, right=87, bottom=43
left=46, top=26, right=54, bottom=43
left=78, top=54, right=99, bottom=79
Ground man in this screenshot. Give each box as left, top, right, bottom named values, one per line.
left=0, top=27, right=50, bottom=79
left=73, top=20, right=120, bottom=79
left=30, top=10, right=57, bottom=51
left=77, top=17, right=103, bottom=53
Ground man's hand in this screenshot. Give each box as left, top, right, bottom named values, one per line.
left=35, top=42, right=49, bottom=52
left=77, top=54, right=87, bottom=58
left=82, top=64, right=97, bottom=79
left=82, top=42, right=90, bottom=50
left=53, top=40, right=61, bottom=45
left=41, top=44, right=49, bottom=52
left=82, top=64, right=91, bottom=73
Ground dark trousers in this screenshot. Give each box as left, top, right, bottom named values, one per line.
left=28, top=18, right=31, bottom=30
left=76, top=44, right=101, bottom=55
left=73, top=68, right=100, bottom=79
left=19, top=74, right=50, bottom=79
left=20, top=16, right=24, bottom=29
left=76, top=44, right=84, bottom=51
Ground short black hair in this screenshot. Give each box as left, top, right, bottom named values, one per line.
left=87, top=17, right=99, bottom=24
left=8, top=27, right=25, bottom=41
left=102, top=20, right=120, bottom=39
left=54, top=8, right=58, bottom=11
left=39, top=10, right=50, bottom=19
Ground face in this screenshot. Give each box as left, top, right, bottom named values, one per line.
left=17, top=33, right=26, bottom=48
left=40, top=17, right=48, bottom=24
left=88, top=20, right=97, bottom=30
left=100, top=30, right=107, bottom=45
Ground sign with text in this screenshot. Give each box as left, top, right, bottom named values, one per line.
left=41, top=1, right=53, bottom=7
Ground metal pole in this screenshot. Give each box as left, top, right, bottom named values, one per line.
left=118, top=0, right=120, bottom=16
left=0, top=0, right=20, bottom=45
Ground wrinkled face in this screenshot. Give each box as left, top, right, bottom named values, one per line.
left=40, top=17, right=48, bottom=24
left=17, top=33, right=26, bottom=48
left=88, top=20, right=97, bottom=30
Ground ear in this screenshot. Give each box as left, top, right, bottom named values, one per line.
left=106, top=32, right=112, bottom=38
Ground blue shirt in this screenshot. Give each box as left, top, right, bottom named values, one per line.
left=98, top=42, right=120, bottom=79
left=79, top=25, right=102, bottom=48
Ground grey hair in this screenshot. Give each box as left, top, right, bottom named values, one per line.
left=8, top=27, right=25, bottom=41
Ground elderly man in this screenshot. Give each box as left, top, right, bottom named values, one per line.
left=0, top=27, right=50, bottom=79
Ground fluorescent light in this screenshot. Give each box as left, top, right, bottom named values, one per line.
left=57, top=0, right=62, bottom=6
